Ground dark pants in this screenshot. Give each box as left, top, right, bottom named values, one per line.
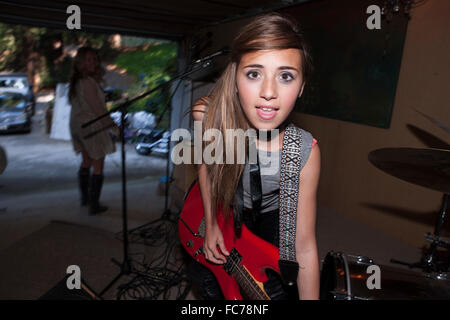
left=186, top=209, right=298, bottom=300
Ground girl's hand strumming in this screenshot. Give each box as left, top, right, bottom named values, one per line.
left=203, top=221, right=229, bottom=264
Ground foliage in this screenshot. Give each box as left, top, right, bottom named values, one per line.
left=113, top=42, right=177, bottom=128
left=0, top=22, right=178, bottom=129
left=0, top=22, right=120, bottom=89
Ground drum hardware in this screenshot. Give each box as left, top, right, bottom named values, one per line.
left=425, top=272, right=450, bottom=282
left=354, top=256, right=374, bottom=264
left=340, top=253, right=352, bottom=300
left=368, top=148, right=450, bottom=273
left=390, top=193, right=449, bottom=273
left=425, top=233, right=450, bottom=249
left=320, top=251, right=450, bottom=300
left=341, top=254, right=374, bottom=300
left=333, top=253, right=374, bottom=265
left=322, top=252, right=375, bottom=300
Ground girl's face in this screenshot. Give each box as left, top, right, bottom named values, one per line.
left=83, top=52, right=97, bottom=75
left=236, top=49, right=305, bottom=131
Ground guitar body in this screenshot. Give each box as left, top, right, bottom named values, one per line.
left=178, top=181, right=280, bottom=300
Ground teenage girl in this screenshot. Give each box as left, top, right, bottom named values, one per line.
left=190, top=12, right=320, bottom=300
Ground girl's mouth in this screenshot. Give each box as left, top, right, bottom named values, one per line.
left=256, top=106, right=279, bottom=120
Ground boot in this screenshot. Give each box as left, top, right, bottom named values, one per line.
left=89, top=174, right=108, bottom=215
left=78, top=167, right=90, bottom=206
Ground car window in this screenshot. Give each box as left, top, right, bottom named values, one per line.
left=0, top=78, right=27, bottom=89
left=0, top=96, right=25, bottom=109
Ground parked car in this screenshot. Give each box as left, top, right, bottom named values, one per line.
left=0, top=73, right=35, bottom=115
left=0, top=92, right=32, bottom=133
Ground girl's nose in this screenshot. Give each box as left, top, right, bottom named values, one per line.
left=260, top=77, right=277, bottom=100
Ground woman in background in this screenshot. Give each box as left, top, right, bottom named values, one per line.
left=69, top=47, right=118, bottom=215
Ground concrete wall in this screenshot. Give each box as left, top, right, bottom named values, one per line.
left=180, top=1, right=450, bottom=248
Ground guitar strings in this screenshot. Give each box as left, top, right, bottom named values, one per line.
left=228, top=256, right=268, bottom=300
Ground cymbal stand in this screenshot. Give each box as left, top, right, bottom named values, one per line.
left=391, top=193, right=449, bottom=272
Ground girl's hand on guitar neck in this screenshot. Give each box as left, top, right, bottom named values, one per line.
left=204, top=222, right=230, bottom=264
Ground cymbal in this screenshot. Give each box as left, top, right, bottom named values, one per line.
left=368, top=148, right=450, bottom=194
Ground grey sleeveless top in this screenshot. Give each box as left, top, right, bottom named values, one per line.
left=242, top=128, right=314, bottom=213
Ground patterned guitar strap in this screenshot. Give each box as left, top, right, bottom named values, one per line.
left=279, top=123, right=302, bottom=286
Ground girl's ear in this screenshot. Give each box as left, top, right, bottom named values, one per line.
left=298, top=82, right=306, bottom=98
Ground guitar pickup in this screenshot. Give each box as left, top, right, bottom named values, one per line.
left=223, top=248, right=242, bottom=275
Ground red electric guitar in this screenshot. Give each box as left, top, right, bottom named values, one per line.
left=178, top=181, right=280, bottom=300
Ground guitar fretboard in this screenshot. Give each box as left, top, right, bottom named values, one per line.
left=223, top=249, right=270, bottom=300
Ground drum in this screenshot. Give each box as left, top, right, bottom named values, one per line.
left=320, top=251, right=450, bottom=300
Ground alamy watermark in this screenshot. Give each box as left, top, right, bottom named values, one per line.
left=66, top=5, right=382, bottom=31
left=170, top=121, right=279, bottom=175
left=66, top=5, right=81, bottom=30
left=366, top=5, right=382, bottom=30
left=366, top=265, right=381, bottom=290
left=66, top=265, right=81, bottom=290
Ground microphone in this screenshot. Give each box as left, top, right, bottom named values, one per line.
left=193, top=46, right=230, bottom=64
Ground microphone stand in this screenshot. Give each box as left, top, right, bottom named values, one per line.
left=99, top=104, right=132, bottom=297
left=82, top=58, right=214, bottom=299
left=127, top=49, right=227, bottom=239
left=127, top=83, right=180, bottom=244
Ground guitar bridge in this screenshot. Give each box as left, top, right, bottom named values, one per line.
left=223, top=248, right=242, bottom=275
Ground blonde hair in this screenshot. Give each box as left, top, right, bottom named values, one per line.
left=202, top=12, right=313, bottom=219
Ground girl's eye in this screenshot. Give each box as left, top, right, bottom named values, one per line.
left=280, top=72, right=294, bottom=82
left=246, top=70, right=260, bottom=80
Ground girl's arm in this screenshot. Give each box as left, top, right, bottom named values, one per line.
left=192, top=100, right=229, bottom=264
left=295, top=143, right=321, bottom=299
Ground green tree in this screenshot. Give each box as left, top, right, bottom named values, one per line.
left=0, top=22, right=178, bottom=125
left=113, top=42, right=177, bottom=128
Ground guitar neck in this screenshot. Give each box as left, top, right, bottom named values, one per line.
left=224, top=249, right=270, bottom=300
left=232, top=265, right=270, bottom=300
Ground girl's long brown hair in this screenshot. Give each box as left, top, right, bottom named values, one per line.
left=200, top=12, right=313, bottom=219
left=69, top=46, right=104, bottom=100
